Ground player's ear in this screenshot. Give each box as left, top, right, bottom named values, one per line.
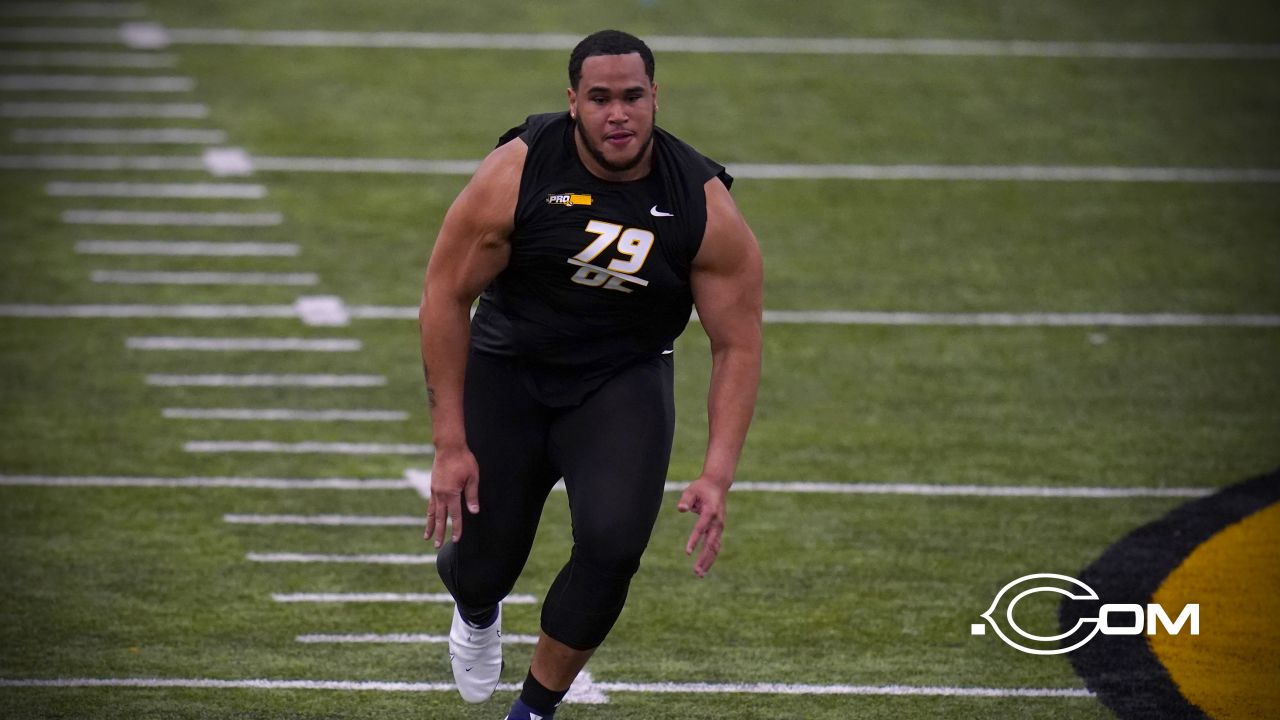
left=567, top=87, right=577, bottom=120
left=652, top=82, right=658, bottom=112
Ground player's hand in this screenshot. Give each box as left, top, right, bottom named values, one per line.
left=677, top=476, right=729, bottom=578
left=424, top=443, right=480, bottom=549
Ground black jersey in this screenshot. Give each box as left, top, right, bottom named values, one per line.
left=470, top=112, right=732, bottom=407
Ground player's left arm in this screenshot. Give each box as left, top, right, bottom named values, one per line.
left=678, top=176, right=764, bottom=578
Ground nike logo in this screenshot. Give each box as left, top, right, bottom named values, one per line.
left=649, top=205, right=674, bottom=217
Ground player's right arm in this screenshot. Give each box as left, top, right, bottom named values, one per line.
left=419, top=138, right=526, bottom=549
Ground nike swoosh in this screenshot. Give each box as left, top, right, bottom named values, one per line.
left=650, top=205, right=674, bottom=217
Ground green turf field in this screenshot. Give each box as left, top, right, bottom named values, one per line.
left=2, top=1, right=1278, bottom=718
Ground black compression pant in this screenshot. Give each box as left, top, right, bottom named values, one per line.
left=436, top=350, right=675, bottom=650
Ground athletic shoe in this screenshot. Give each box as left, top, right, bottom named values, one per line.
left=449, top=603, right=503, bottom=703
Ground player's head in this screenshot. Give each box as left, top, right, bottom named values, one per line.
left=567, top=30, right=657, bottom=179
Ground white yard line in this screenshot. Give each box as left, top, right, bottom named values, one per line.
left=93, top=271, right=315, bottom=286
left=225, top=514, right=421, bottom=525
left=0, top=475, right=408, bottom=490
left=0, top=74, right=194, bottom=92
left=5, top=151, right=1280, bottom=184
left=146, top=374, right=385, bottom=387
left=0, top=304, right=298, bottom=319
left=77, top=240, right=297, bottom=257
left=185, top=441, right=435, bottom=455
left=0, top=51, right=176, bottom=68
left=127, top=337, right=359, bottom=352
left=0, top=473, right=1213, bottom=497
left=67, top=210, right=283, bottom=226
left=3, top=301, right=1278, bottom=327
left=48, top=182, right=265, bottom=199
left=273, top=592, right=535, bottom=604
left=157, top=28, right=1280, bottom=60
left=0, top=103, right=207, bottom=118
left=295, top=633, right=539, bottom=644
left=0, top=676, right=1094, bottom=699
left=757, top=310, right=1280, bottom=327
left=166, top=409, right=406, bottom=422
left=0, top=3, right=146, bottom=18
left=15, top=128, right=224, bottom=144
left=247, top=552, right=435, bottom=565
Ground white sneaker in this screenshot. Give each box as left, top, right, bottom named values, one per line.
left=449, top=603, right=503, bottom=703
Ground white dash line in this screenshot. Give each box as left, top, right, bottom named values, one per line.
left=225, top=514, right=422, bottom=526
left=248, top=553, right=435, bottom=565
left=0, top=475, right=409, bottom=490
left=0, top=3, right=147, bottom=19
left=757, top=310, right=1280, bottom=327
left=93, top=271, right=315, bottom=286
left=0, top=74, right=194, bottom=92
left=76, top=241, right=298, bottom=257
left=66, top=210, right=283, bottom=226
left=272, top=593, right=535, bottom=604
left=0, top=676, right=1094, bottom=699
left=48, top=182, right=265, bottom=199
left=14, top=128, right=225, bottom=144
left=128, top=337, right=360, bottom=352
left=295, top=633, right=539, bottom=644
left=0, top=51, right=177, bottom=69
left=146, top=374, right=385, bottom=387
left=0, top=102, right=208, bottom=118
left=185, top=441, right=434, bottom=456
left=167, top=409, right=406, bottom=422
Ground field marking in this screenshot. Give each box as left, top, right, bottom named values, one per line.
left=295, top=633, right=539, bottom=644
left=48, top=182, right=265, bottom=199
left=127, top=337, right=359, bottom=352
left=185, top=441, right=435, bottom=455
left=405, top=469, right=432, bottom=500
left=0, top=475, right=409, bottom=490
left=0, top=676, right=1094, bottom=699
left=155, top=28, right=1279, bottom=60
left=15, top=128, right=225, bottom=145
left=0, top=74, right=194, bottom=92
left=4, top=151, right=1279, bottom=184
left=0, top=103, right=207, bottom=118
left=93, top=271, right=315, bottom=286
left=247, top=552, right=435, bottom=565
left=168, top=409, right=407, bottom=422
left=66, top=210, right=283, bottom=226
left=145, top=374, right=385, bottom=387
left=294, top=296, right=350, bottom=326
left=0, top=304, right=299, bottom=319
left=77, top=240, right=297, bottom=257
left=756, top=310, right=1280, bottom=327
left=720, top=481, right=1213, bottom=498
left=0, top=51, right=177, bottom=68
left=273, top=592, right=536, bottom=604
left=0, top=3, right=146, bottom=18
left=225, top=514, right=421, bottom=525
left=0, top=155, right=206, bottom=171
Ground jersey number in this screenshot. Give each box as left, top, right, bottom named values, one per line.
left=567, top=220, right=654, bottom=293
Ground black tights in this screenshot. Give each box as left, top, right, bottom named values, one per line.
left=437, top=350, right=674, bottom=650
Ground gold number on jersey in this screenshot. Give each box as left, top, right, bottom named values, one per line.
left=568, top=220, right=654, bottom=293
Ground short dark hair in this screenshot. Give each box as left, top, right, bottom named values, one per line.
left=568, top=30, right=655, bottom=90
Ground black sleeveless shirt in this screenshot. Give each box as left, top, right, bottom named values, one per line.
left=470, top=112, right=732, bottom=406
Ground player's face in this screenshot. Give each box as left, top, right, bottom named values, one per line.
left=568, top=53, right=657, bottom=181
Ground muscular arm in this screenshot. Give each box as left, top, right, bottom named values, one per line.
left=419, top=138, right=525, bottom=548
left=678, top=176, right=764, bottom=577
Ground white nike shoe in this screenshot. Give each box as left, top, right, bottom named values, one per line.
left=449, top=603, right=503, bottom=703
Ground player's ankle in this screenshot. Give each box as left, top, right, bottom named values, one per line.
left=507, top=671, right=568, bottom=718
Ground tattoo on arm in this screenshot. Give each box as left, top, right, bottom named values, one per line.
left=422, top=364, right=437, bottom=409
